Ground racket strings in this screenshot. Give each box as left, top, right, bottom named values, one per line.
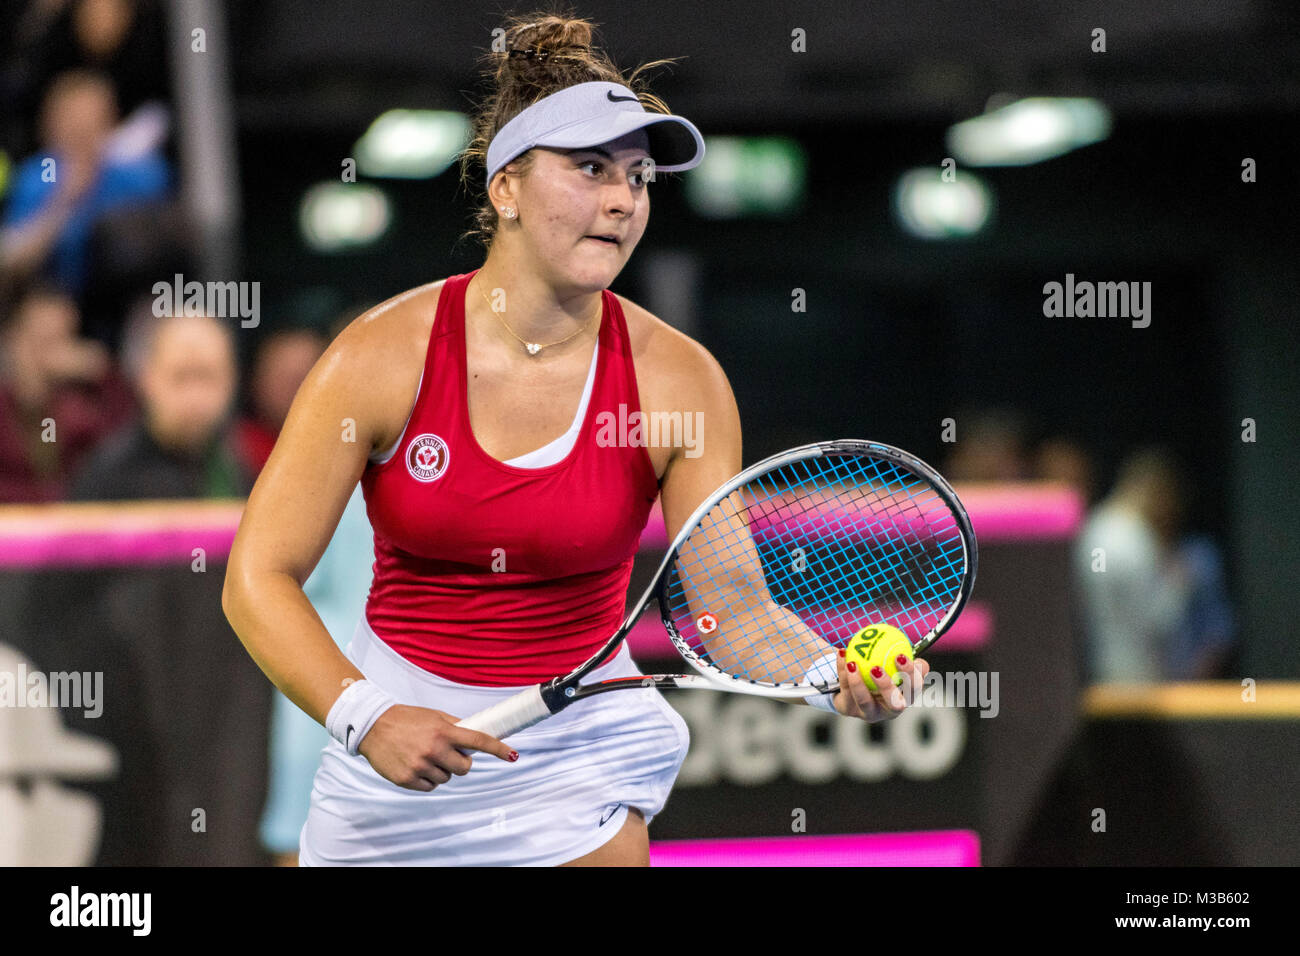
left=663, top=452, right=968, bottom=687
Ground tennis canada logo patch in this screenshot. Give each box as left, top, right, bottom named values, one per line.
left=696, top=613, right=718, bottom=634
left=406, top=433, right=450, bottom=482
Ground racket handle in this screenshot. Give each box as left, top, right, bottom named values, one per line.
left=454, top=685, right=553, bottom=740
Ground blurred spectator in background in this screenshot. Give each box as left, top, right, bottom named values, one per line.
left=942, top=406, right=1031, bottom=482
left=1035, top=434, right=1099, bottom=683
left=0, top=280, right=134, bottom=501
left=1074, top=446, right=1235, bottom=682
left=67, top=297, right=250, bottom=499
left=232, top=326, right=327, bottom=476
left=1034, top=435, right=1097, bottom=507
left=1, top=69, right=171, bottom=303
left=1166, top=533, right=1237, bottom=680
left=2, top=0, right=170, bottom=157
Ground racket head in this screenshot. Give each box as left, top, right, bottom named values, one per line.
left=655, top=439, right=976, bottom=698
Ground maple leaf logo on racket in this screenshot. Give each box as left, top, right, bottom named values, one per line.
left=696, top=612, right=718, bottom=634
left=406, top=434, right=450, bottom=483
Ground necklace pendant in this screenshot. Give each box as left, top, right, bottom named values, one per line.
left=525, top=342, right=541, bottom=355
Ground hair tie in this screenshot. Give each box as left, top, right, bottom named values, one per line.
left=507, top=44, right=589, bottom=61
left=508, top=46, right=549, bottom=61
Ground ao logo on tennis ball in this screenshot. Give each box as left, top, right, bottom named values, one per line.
left=669, top=693, right=965, bottom=786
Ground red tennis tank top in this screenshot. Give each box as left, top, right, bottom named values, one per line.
left=360, top=269, right=660, bottom=686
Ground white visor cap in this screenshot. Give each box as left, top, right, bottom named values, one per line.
left=484, top=81, right=705, bottom=190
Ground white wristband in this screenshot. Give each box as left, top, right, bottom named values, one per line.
left=803, top=651, right=841, bottom=713
left=326, top=679, right=397, bottom=756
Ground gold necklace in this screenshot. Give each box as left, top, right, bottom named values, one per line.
left=475, top=275, right=598, bottom=356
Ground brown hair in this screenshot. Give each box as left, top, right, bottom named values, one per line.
left=456, top=6, right=681, bottom=253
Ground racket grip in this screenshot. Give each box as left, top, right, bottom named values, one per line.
left=454, top=685, right=553, bottom=739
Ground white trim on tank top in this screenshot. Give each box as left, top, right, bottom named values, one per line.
left=368, top=334, right=600, bottom=469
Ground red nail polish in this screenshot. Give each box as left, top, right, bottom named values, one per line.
left=871, top=666, right=884, bottom=679
left=508, top=750, right=519, bottom=762
left=896, top=654, right=909, bottom=667
left=846, top=661, right=857, bottom=673
left=839, top=648, right=846, bottom=658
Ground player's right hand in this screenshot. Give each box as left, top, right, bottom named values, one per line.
left=357, top=705, right=517, bottom=791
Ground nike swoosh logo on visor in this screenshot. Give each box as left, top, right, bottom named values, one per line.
left=607, top=91, right=638, bottom=103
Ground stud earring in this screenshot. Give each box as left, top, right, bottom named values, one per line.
left=500, top=207, right=517, bottom=219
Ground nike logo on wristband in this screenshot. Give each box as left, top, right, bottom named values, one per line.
left=346, top=724, right=356, bottom=750
left=606, top=91, right=638, bottom=103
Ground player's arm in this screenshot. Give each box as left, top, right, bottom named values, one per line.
left=653, top=337, right=920, bottom=719
left=656, top=337, right=742, bottom=542
left=222, top=307, right=512, bottom=788
left=222, top=316, right=393, bottom=725
left=653, top=340, right=822, bottom=668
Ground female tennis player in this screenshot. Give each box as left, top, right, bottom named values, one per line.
left=223, top=11, right=929, bottom=867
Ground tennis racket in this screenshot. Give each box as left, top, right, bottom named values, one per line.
left=455, top=438, right=977, bottom=740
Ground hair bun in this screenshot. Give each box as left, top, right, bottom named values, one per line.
left=506, top=13, right=595, bottom=60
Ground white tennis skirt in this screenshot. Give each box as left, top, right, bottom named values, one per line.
left=298, top=614, right=690, bottom=866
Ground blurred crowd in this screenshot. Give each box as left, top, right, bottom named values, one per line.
left=0, top=2, right=369, bottom=865
left=0, top=0, right=340, bottom=507
left=942, top=408, right=1237, bottom=683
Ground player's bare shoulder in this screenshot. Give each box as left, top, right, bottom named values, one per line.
left=615, top=293, right=733, bottom=416
left=315, top=279, right=446, bottom=454
left=334, top=279, right=443, bottom=365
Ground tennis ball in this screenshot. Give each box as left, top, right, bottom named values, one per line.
left=846, top=624, right=914, bottom=694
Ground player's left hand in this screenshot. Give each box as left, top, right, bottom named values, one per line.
left=833, top=647, right=929, bottom=722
